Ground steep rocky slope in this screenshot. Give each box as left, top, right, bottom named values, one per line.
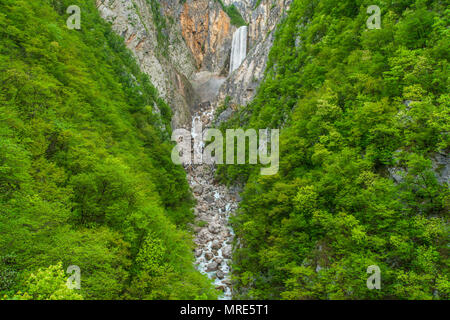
left=0, top=0, right=218, bottom=300
left=215, top=0, right=449, bottom=300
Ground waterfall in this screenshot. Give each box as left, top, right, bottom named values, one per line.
left=229, top=26, right=248, bottom=74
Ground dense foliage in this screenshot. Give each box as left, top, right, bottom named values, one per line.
left=218, top=0, right=449, bottom=299
left=0, top=0, right=217, bottom=300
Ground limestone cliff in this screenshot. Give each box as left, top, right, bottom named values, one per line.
left=217, top=0, right=292, bottom=110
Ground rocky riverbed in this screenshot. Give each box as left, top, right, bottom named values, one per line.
left=185, top=73, right=241, bottom=300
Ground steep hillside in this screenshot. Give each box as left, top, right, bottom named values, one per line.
left=0, top=0, right=217, bottom=300
left=218, top=0, right=449, bottom=299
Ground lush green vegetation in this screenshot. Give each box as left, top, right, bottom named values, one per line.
left=0, top=0, right=217, bottom=300
left=216, top=0, right=247, bottom=27
left=218, top=0, right=449, bottom=299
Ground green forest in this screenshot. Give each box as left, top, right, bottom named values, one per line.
left=0, top=0, right=217, bottom=300
left=0, top=0, right=448, bottom=302
left=217, top=0, right=449, bottom=299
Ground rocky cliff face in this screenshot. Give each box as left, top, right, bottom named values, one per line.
left=97, top=0, right=196, bottom=128
left=95, top=2, right=291, bottom=298
left=96, top=0, right=237, bottom=129
left=217, top=0, right=292, bottom=110
left=180, top=0, right=233, bottom=75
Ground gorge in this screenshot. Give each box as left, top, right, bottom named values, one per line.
left=96, top=0, right=292, bottom=299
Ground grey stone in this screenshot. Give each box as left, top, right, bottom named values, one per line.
left=208, top=223, right=221, bottom=234
left=216, top=108, right=234, bottom=124
left=432, top=152, right=449, bottom=186
left=204, top=195, right=215, bottom=203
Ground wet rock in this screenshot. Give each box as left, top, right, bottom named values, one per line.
left=222, top=279, right=232, bottom=286
left=220, top=231, right=229, bottom=239
left=197, top=229, right=213, bottom=243
left=216, top=285, right=226, bottom=292
left=206, top=261, right=218, bottom=272
left=195, top=249, right=202, bottom=257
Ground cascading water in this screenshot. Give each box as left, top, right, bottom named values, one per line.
left=229, top=26, right=248, bottom=73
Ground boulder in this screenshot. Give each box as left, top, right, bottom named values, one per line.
left=215, top=285, right=226, bottom=293
left=193, top=185, right=203, bottom=195
left=208, top=223, right=221, bottom=234
left=216, top=107, right=234, bottom=125
left=206, top=261, right=218, bottom=272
